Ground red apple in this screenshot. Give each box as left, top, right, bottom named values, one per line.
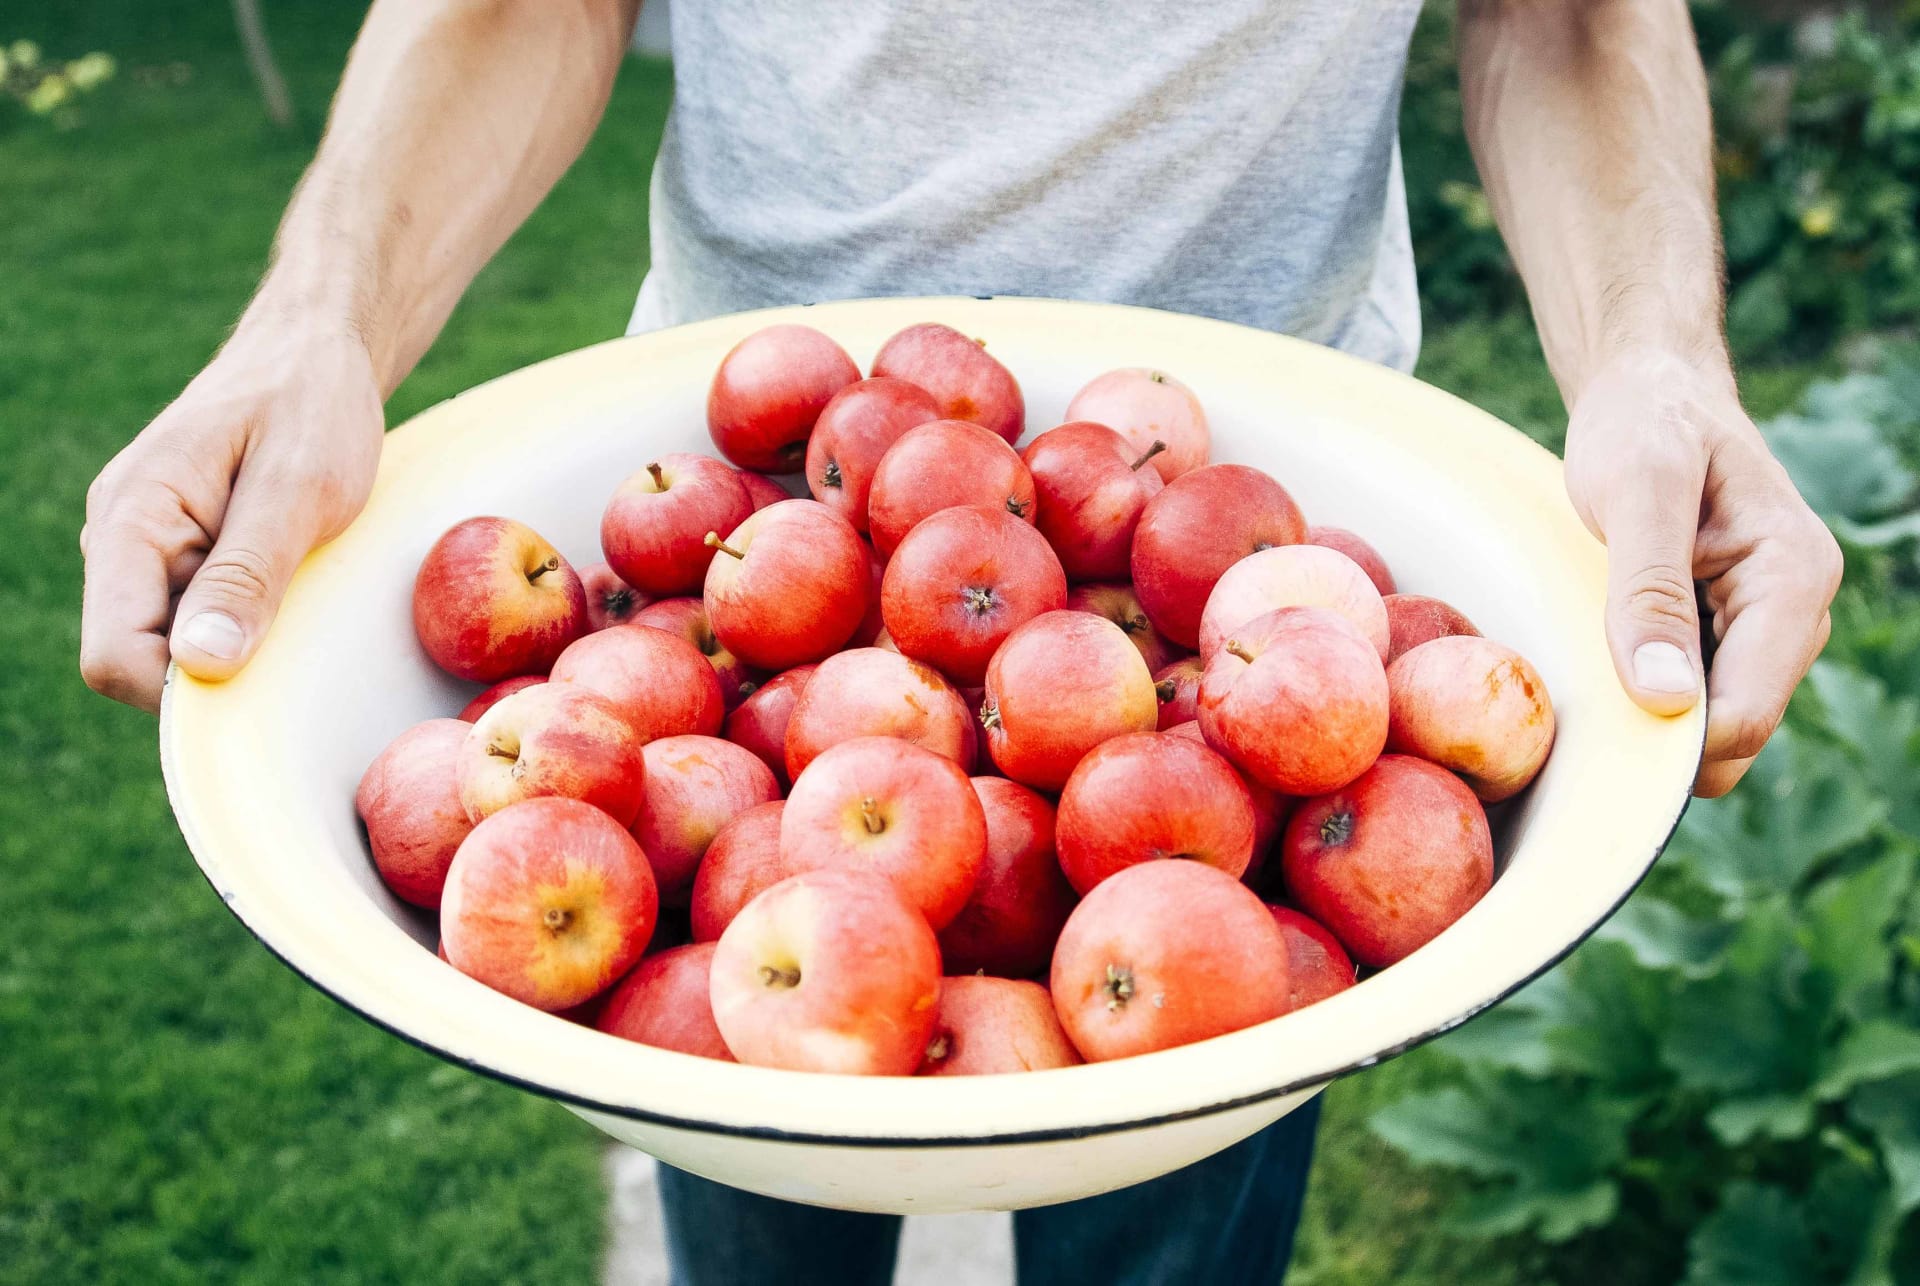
left=1063, top=367, right=1209, bottom=482
left=1383, top=593, right=1481, bottom=665
left=441, top=797, right=658, bottom=1010
left=783, top=647, right=974, bottom=779
left=634, top=735, right=780, bottom=900
left=1198, top=606, right=1387, bottom=796
left=981, top=610, right=1158, bottom=791
left=804, top=377, right=941, bottom=532
left=866, top=420, right=1038, bottom=558
left=413, top=516, right=588, bottom=682
left=880, top=506, right=1068, bottom=686
left=870, top=322, right=1023, bottom=445
left=1282, top=754, right=1493, bottom=966
left=600, top=454, right=755, bottom=597
left=690, top=800, right=787, bottom=942
left=1266, top=905, right=1358, bottom=1012
left=1050, top=860, right=1288, bottom=1061
left=1153, top=656, right=1205, bottom=730
left=1021, top=421, right=1165, bottom=581
left=457, top=682, right=649, bottom=825
left=1066, top=582, right=1181, bottom=674
left=703, top=499, right=869, bottom=670
left=578, top=561, right=647, bottom=632
left=734, top=468, right=793, bottom=511
left=631, top=597, right=761, bottom=710
left=597, top=942, right=734, bottom=1061
left=723, top=664, right=816, bottom=786
left=709, top=869, right=941, bottom=1075
left=458, top=674, right=545, bottom=723
left=548, top=623, right=726, bottom=743
left=850, top=542, right=887, bottom=646
left=707, top=324, right=860, bottom=472
left=356, top=718, right=473, bottom=908
left=938, top=778, right=1077, bottom=978
left=1164, top=720, right=1293, bottom=892
left=1198, top=544, right=1389, bottom=661
left=1054, top=731, right=1255, bottom=894
left=1306, top=525, right=1396, bottom=597
left=1131, top=464, right=1307, bottom=650
left=959, top=687, right=996, bottom=774
left=918, top=976, right=1081, bottom=1075
left=780, top=736, right=986, bottom=929
left=1386, top=635, right=1555, bottom=802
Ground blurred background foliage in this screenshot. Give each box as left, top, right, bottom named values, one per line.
left=1, top=2, right=1916, bottom=1284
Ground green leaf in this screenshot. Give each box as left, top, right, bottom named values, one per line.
left=1684, top=1182, right=1819, bottom=1286
left=1433, top=999, right=1561, bottom=1076
left=1664, top=900, right=1822, bottom=1095
left=1371, top=1087, right=1520, bottom=1179
left=1816, top=1022, right=1920, bottom=1100
left=1707, top=1092, right=1817, bottom=1145
left=1762, top=408, right=1917, bottom=522
left=1801, top=852, right=1917, bottom=1021
left=1595, top=894, right=1736, bottom=976
left=1737, top=726, right=1889, bottom=890
left=1448, top=1178, right=1619, bottom=1244
left=1807, top=662, right=1920, bottom=839
left=1850, top=1074, right=1920, bottom=1213
left=1665, top=794, right=1763, bottom=902
left=1728, top=271, right=1794, bottom=354
left=1537, top=940, right=1673, bottom=1089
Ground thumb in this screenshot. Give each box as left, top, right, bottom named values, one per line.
left=1593, top=456, right=1707, bottom=717
left=170, top=474, right=314, bottom=681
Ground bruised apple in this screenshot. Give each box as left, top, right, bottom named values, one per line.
left=804, top=377, right=941, bottom=532
left=634, top=735, right=780, bottom=899
left=938, top=778, right=1077, bottom=978
left=918, top=976, right=1081, bottom=1076
left=1386, top=635, right=1555, bottom=802
left=1067, top=582, right=1181, bottom=674
left=981, top=611, right=1158, bottom=790
left=413, top=517, right=588, bottom=682
left=601, top=454, right=755, bottom=597
left=880, top=506, right=1067, bottom=686
left=870, top=322, right=1024, bottom=445
left=707, top=324, right=860, bottom=472
left=782, top=647, right=974, bottom=778
left=548, top=623, right=726, bottom=743
left=457, top=683, right=649, bottom=826
left=690, top=800, right=787, bottom=942
left=1266, top=905, right=1358, bottom=1012
left=597, top=942, right=734, bottom=1061
left=866, top=420, right=1038, bottom=558
left=1021, top=420, right=1164, bottom=581
left=1198, top=543, right=1389, bottom=662
left=1054, top=732, right=1256, bottom=894
left=702, top=499, right=869, bottom=670
left=1063, top=367, right=1209, bottom=482
left=356, top=718, right=472, bottom=908
left=1131, top=464, right=1306, bottom=650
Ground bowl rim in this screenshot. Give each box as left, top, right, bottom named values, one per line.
left=159, top=295, right=1706, bottom=1147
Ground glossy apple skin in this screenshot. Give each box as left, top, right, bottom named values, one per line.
left=412, top=517, right=588, bottom=683
left=457, top=683, right=649, bottom=826
left=458, top=674, right=545, bottom=723
left=634, top=735, right=780, bottom=900
left=1198, top=544, right=1390, bottom=662
left=870, top=322, right=1024, bottom=445
left=1063, top=367, right=1209, bottom=482
left=1131, top=464, right=1307, bottom=650
left=918, top=976, right=1081, bottom=1076
left=548, top=623, right=727, bottom=743
left=1282, top=753, right=1493, bottom=967
left=981, top=611, right=1158, bottom=791
left=734, top=468, right=793, bottom=511
left=600, top=454, right=755, bottom=598
left=804, top=377, right=941, bottom=533
left=1021, top=421, right=1164, bottom=581
left=782, top=647, right=973, bottom=779
left=1266, top=905, right=1358, bottom=1012
left=631, top=597, right=761, bottom=711
left=850, top=543, right=888, bottom=646
left=707, top=324, right=860, bottom=472
left=1050, top=860, right=1289, bottom=1062
left=1055, top=732, right=1255, bottom=894
left=1305, top=525, right=1396, bottom=597
left=866, top=420, right=1038, bottom=558
left=1386, top=635, right=1556, bottom=802
left=596, top=943, right=735, bottom=1061
left=1163, top=720, right=1292, bottom=893
left=441, top=797, right=659, bottom=1011
left=1066, top=582, right=1182, bottom=674
left=938, top=778, right=1076, bottom=978
left=578, top=561, right=647, bottom=632
left=723, top=664, right=816, bottom=786
left=1199, top=607, right=1388, bottom=797
left=880, top=506, right=1068, bottom=686
left=356, top=718, right=473, bottom=908
left=779, top=736, right=987, bottom=930
left=703, top=499, right=870, bottom=671
left=1383, top=593, right=1481, bottom=665
left=1153, top=656, right=1205, bottom=729
left=709, top=869, right=942, bottom=1075
left=690, top=800, right=788, bottom=942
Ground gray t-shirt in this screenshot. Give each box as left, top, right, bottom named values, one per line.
left=632, top=0, right=1425, bottom=373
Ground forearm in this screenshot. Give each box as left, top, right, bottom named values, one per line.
left=251, top=0, right=639, bottom=394
left=1459, top=0, right=1726, bottom=402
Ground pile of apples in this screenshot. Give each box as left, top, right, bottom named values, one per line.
left=358, top=320, right=1556, bottom=1078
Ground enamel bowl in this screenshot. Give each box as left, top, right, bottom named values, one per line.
left=160, top=297, right=1703, bottom=1213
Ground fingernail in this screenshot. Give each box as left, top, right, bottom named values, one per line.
left=1633, top=641, right=1695, bottom=694
left=179, top=611, right=245, bottom=660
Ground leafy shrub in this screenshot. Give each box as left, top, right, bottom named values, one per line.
left=1, top=38, right=114, bottom=127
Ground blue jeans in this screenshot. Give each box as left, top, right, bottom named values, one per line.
left=658, top=1097, right=1322, bottom=1285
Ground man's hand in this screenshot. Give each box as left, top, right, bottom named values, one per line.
left=1563, top=348, right=1842, bottom=796
left=80, top=322, right=383, bottom=713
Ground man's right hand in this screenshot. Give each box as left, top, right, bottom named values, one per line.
left=80, top=320, right=384, bottom=713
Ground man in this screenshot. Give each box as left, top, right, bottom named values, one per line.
left=78, top=2, right=1841, bottom=1282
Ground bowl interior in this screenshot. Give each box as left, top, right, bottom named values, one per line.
left=160, top=296, right=1702, bottom=1145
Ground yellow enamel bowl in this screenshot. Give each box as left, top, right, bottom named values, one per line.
left=160, top=297, right=1703, bottom=1214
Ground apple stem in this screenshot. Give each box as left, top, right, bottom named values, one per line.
left=1319, top=811, right=1355, bottom=846
left=527, top=556, right=560, bottom=585
left=860, top=796, right=885, bottom=835
left=1121, top=613, right=1147, bottom=636
left=705, top=532, right=745, bottom=560
left=1129, top=440, right=1168, bottom=472
left=647, top=461, right=666, bottom=489
left=962, top=586, right=997, bottom=616
left=1154, top=679, right=1177, bottom=703
left=543, top=907, right=572, bottom=932
left=821, top=459, right=843, bottom=489
left=1103, top=964, right=1135, bottom=1011
left=759, top=964, right=801, bottom=989
left=1148, top=371, right=1167, bottom=384
left=1005, top=496, right=1030, bottom=518
left=979, top=700, right=1000, bottom=731
left=1224, top=641, right=1255, bottom=663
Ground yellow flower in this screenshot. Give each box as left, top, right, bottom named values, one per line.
left=25, top=72, right=70, bottom=115
left=8, top=39, right=40, bottom=69
left=1800, top=200, right=1838, bottom=239
left=68, top=51, right=115, bottom=91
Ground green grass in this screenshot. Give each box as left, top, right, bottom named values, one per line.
left=0, top=6, right=1829, bottom=1284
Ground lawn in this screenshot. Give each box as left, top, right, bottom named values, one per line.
left=0, top=5, right=1819, bottom=1284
